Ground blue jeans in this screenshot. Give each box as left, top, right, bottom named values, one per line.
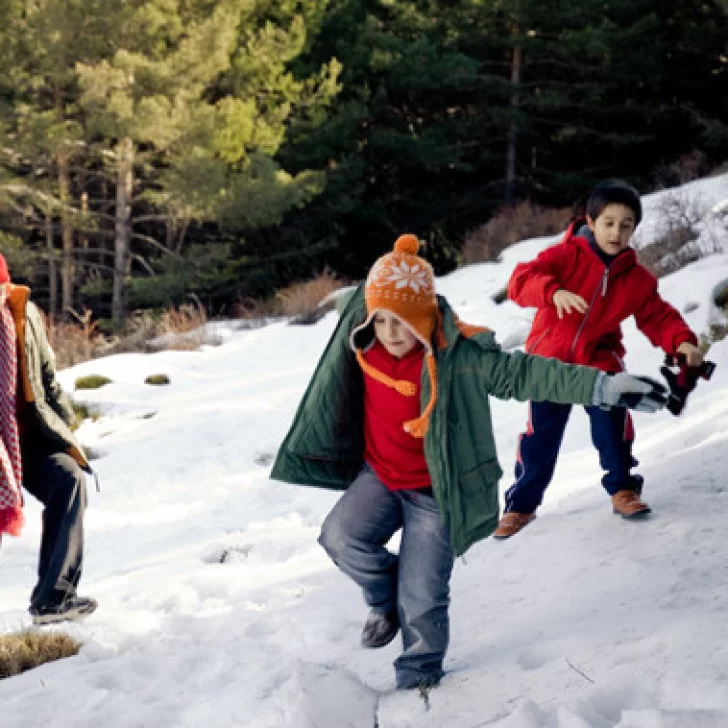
left=318, top=464, right=454, bottom=689
left=505, top=401, right=638, bottom=514
left=22, top=446, right=87, bottom=609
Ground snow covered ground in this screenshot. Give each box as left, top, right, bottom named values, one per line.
left=1, top=176, right=728, bottom=728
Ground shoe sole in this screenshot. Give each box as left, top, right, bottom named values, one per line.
left=32, top=604, right=97, bottom=626
left=613, top=507, right=652, bottom=519
left=362, top=627, right=400, bottom=649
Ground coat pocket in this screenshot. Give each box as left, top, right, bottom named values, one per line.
left=456, top=458, right=502, bottom=537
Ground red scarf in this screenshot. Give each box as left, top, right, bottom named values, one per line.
left=0, top=304, right=23, bottom=537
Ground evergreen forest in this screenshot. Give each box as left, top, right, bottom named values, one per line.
left=1, top=0, right=727, bottom=323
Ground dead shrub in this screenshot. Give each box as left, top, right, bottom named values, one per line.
left=653, top=150, right=711, bottom=188
left=277, top=269, right=345, bottom=324
left=109, top=310, right=157, bottom=353
left=149, top=298, right=211, bottom=351
left=637, top=190, right=703, bottom=277
left=461, top=203, right=571, bottom=266
left=45, top=297, right=215, bottom=367
left=112, top=297, right=212, bottom=353
left=45, top=308, right=109, bottom=369
left=638, top=224, right=700, bottom=277
left=158, top=296, right=207, bottom=335
left=229, top=296, right=281, bottom=320
left=0, top=630, right=81, bottom=679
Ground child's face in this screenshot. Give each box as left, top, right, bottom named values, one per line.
left=587, top=203, right=636, bottom=256
left=373, top=310, right=419, bottom=358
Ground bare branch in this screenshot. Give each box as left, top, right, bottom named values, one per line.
left=130, top=232, right=174, bottom=255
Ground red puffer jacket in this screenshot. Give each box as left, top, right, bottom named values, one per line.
left=507, top=221, right=697, bottom=372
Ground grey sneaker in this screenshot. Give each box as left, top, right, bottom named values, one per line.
left=30, top=596, right=98, bottom=625
left=361, top=608, right=399, bottom=649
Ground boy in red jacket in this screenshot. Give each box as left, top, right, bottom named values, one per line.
left=494, top=179, right=703, bottom=539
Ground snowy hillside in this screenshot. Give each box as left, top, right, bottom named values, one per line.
left=1, top=176, right=728, bottom=728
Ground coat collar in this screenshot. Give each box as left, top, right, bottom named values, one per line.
left=563, top=218, right=637, bottom=275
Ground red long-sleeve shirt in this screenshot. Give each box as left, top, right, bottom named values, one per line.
left=362, top=341, right=431, bottom=491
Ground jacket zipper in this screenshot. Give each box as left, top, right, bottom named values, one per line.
left=527, top=328, right=550, bottom=354
left=570, top=269, right=608, bottom=357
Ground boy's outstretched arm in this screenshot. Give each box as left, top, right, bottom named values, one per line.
left=633, top=281, right=701, bottom=363
left=473, top=341, right=666, bottom=412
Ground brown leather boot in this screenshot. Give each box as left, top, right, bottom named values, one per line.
left=493, top=512, right=536, bottom=539
left=612, top=490, right=651, bottom=518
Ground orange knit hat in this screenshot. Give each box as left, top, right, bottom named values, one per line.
left=351, top=234, right=438, bottom=438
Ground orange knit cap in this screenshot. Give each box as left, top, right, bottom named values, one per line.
left=351, top=234, right=439, bottom=438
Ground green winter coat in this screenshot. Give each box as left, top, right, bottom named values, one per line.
left=271, top=284, right=598, bottom=556
left=7, top=285, right=89, bottom=470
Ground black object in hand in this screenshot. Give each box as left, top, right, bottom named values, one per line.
left=660, top=354, right=716, bottom=416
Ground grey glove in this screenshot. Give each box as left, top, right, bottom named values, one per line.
left=592, top=372, right=668, bottom=413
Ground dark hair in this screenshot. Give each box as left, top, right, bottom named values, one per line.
left=586, top=179, right=642, bottom=226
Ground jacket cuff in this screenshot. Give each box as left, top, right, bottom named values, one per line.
left=590, top=371, right=607, bottom=406
left=671, top=330, right=698, bottom=352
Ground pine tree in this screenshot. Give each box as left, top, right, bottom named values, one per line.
left=0, top=0, right=122, bottom=316
left=76, top=0, right=340, bottom=320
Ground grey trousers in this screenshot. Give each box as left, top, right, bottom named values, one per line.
left=318, top=464, right=454, bottom=688
left=22, top=445, right=87, bottom=609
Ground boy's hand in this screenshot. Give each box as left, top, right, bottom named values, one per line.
left=552, top=289, right=588, bottom=319
left=592, top=372, right=668, bottom=413
left=676, top=342, right=703, bottom=367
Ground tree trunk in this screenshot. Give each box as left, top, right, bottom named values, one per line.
left=113, top=137, right=134, bottom=324
left=80, top=191, right=89, bottom=252
left=46, top=212, right=58, bottom=319
left=58, top=151, right=74, bottom=316
left=505, top=1, right=522, bottom=206
left=55, top=87, right=75, bottom=317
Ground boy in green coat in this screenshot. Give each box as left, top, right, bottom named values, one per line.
left=271, top=234, right=666, bottom=690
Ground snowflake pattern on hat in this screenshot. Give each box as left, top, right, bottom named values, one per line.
left=370, top=258, right=433, bottom=295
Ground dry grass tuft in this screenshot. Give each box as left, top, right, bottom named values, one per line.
left=45, top=297, right=214, bottom=368
left=277, top=269, right=345, bottom=324
left=0, top=630, right=81, bottom=679
left=228, top=296, right=281, bottom=320
left=461, top=203, right=571, bottom=266
left=45, top=308, right=106, bottom=369
left=158, top=297, right=208, bottom=337
left=127, top=297, right=211, bottom=353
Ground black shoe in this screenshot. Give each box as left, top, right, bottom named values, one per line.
left=361, top=608, right=399, bottom=649
left=30, top=596, right=98, bottom=625
left=398, top=673, right=442, bottom=691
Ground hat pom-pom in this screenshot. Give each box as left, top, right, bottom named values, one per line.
left=394, top=234, right=419, bottom=255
